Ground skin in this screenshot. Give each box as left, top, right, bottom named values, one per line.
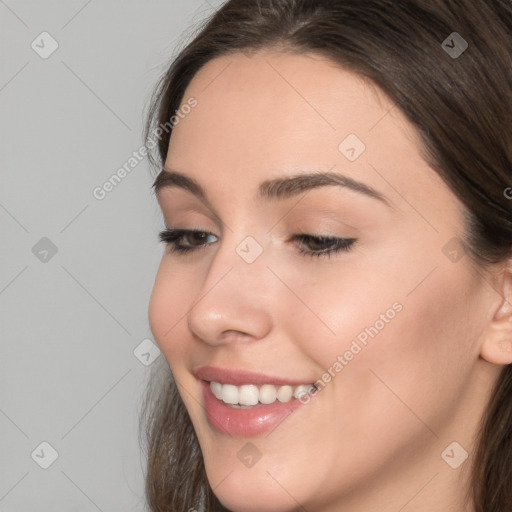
left=149, top=50, right=512, bottom=512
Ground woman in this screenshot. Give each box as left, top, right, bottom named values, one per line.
left=140, top=1, right=512, bottom=510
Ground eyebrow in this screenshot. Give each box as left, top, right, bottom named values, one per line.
left=153, top=168, right=389, bottom=205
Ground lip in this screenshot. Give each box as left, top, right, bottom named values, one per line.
left=193, top=365, right=314, bottom=386
left=194, top=365, right=315, bottom=437
left=200, top=380, right=305, bottom=437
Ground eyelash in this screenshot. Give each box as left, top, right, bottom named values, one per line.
left=158, top=228, right=356, bottom=259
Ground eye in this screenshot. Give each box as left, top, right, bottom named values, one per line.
left=292, top=234, right=356, bottom=259
left=158, top=228, right=218, bottom=254
left=158, top=229, right=357, bottom=259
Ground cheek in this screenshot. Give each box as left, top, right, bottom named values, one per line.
left=273, top=255, right=405, bottom=369
left=148, top=259, right=197, bottom=361
left=324, top=263, right=479, bottom=445
left=284, top=244, right=478, bottom=439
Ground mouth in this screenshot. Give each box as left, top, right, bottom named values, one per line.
left=194, top=365, right=317, bottom=437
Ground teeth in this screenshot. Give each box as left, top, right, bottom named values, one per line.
left=211, top=381, right=223, bottom=400
left=210, top=381, right=316, bottom=406
left=294, top=385, right=313, bottom=399
left=259, top=384, right=277, bottom=404
left=239, top=384, right=259, bottom=406
left=221, top=384, right=239, bottom=404
left=277, top=385, right=293, bottom=403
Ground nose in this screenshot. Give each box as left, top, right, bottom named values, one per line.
left=187, top=236, right=274, bottom=346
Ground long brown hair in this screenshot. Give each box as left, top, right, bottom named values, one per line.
left=140, top=1, right=512, bottom=510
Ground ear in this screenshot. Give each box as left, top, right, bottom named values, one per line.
left=480, top=257, right=512, bottom=365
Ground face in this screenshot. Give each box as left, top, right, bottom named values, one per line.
left=149, top=51, right=501, bottom=511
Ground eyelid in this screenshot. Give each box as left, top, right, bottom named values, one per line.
left=291, top=225, right=354, bottom=239
left=159, top=198, right=223, bottom=230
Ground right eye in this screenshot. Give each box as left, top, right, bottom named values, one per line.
left=158, top=228, right=218, bottom=254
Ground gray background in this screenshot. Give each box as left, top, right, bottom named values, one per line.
left=0, top=1, right=222, bottom=510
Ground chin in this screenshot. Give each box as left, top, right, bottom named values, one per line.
left=211, top=479, right=300, bottom=512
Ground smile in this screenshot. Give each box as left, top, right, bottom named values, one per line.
left=194, top=366, right=318, bottom=437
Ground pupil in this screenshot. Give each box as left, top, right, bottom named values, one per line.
left=310, top=237, right=330, bottom=250
left=192, top=232, right=207, bottom=244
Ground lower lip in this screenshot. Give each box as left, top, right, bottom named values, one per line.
left=201, top=380, right=306, bottom=437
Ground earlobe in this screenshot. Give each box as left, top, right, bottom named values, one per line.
left=480, top=314, right=512, bottom=365
left=480, top=262, right=512, bottom=365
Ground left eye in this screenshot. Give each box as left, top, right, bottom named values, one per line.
left=291, top=234, right=357, bottom=258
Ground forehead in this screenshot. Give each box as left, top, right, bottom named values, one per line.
left=170, top=50, right=406, bottom=161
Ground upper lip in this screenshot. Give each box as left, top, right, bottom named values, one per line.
left=193, top=365, right=314, bottom=386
